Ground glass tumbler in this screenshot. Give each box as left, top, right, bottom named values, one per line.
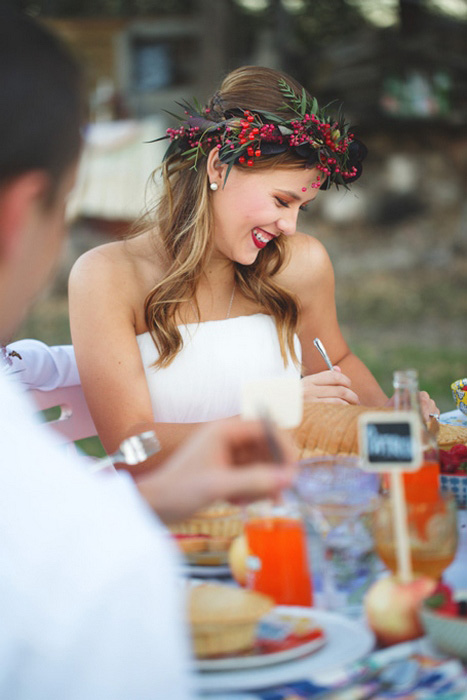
left=294, top=456, right=380, bottom=617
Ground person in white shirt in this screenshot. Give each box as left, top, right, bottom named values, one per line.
left=0, top=9, right=295, bottom=699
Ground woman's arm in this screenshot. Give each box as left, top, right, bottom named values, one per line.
left=283, top=234, right=388, bottom=407
left=68, top=244, right=206, bottom=471
left=285, top=234, right=439, bottom=417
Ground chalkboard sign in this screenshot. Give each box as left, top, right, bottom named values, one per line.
left=358, top=411, right=422, bottom=471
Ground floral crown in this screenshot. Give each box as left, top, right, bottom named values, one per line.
left=154, top=79, right=367, bottom=190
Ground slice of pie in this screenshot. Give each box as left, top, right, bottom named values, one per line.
left=188, top=583, right=274, bottom=658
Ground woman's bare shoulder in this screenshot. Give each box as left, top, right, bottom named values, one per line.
left=69, top=231, right=165, bottom=293
left=277, top=232, right=334, bottom=294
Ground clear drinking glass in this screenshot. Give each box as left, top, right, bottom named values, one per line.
left=294, top=456, right=380, bottom=617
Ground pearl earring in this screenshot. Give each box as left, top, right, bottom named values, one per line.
left=209, top=182, right=218, bottom=191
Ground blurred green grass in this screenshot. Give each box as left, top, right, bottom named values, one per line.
left=348, top=343, right=464, bottom=412
left=334, top=261, right=466, bottom=412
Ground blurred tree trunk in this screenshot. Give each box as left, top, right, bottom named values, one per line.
left=398, top=0, right=425, bottom=34
left=196, top=0, right=232, bottom=100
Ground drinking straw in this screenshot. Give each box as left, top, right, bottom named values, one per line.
left=389, top=470, right=413, bottom=582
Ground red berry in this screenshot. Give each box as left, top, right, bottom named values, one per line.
left=450, top=445, right=467, bottom=458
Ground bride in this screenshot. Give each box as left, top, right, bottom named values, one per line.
left=69, top=65, right=436, bottom=470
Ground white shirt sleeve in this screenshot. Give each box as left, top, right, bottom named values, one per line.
left=6, top=339, right=80, bottom=390
left=0, top=372, right=195, bottom=700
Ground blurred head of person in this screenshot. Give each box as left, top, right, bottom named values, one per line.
left=0, top=8, right=85, bottom=341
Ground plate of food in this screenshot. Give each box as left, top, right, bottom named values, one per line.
left=437, top=420, right=467, bottom=508
left=197, top=608, right=326, bottom=671
left=439, top=409, right=467, bottom=428
left=188, top=583, right=375, bottom=693
left=170, top=502, right=243, bottom=573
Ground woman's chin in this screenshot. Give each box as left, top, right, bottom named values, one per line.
left=234, top=248, right=261, bottom=266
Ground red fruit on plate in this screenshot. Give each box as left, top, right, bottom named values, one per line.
left=440, top=444, right=467, bottom=474
left=364, top=575, right=437, bottom=647
left=449, top=445, right=467, bottom=459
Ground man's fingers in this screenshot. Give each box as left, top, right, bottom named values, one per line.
left=214, top=463, right=297, bottom=504
left=214, top=418, right=296, bottom=465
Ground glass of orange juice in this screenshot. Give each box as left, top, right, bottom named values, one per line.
left=372, top=492, right=458, bottom=580
left=244, top=499, right=313, bottom=607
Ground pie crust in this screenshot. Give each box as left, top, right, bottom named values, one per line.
left=188, top=583, right=274, bottom=658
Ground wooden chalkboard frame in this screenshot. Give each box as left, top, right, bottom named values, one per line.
left=358, top=410, right=423, bottom=471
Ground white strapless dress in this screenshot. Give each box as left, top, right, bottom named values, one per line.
left=136, top=314, right=302, bottom=423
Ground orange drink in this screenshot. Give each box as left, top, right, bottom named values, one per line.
left=375, top=546, right=455, bottom=580
left=403, top=460, right=440, bottom=504
left=245, top=512, right=313, bottom=606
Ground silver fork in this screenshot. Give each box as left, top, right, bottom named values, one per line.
left=87, top=430, right=161, bottom=474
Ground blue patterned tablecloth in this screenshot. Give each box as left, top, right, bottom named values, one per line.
left=199, top=638, right=467, bottom=699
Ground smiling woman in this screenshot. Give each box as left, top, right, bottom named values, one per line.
left=68, top=64, right=436, bottom=469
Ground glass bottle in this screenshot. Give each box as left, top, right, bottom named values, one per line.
left=392, top=369, right=440, bottom=503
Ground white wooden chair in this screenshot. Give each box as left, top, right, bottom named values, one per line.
left=8, top=340, right=157, bottom=472
left=7, top=339, right=98, bottom=448
left=29, top=384, right=97, bottom=445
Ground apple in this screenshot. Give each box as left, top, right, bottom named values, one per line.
left=364, top=574, right=437, bottom=647
left=228, top=534, right=249, bottom=586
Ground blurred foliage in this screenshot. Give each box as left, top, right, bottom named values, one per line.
left=21, top=0, right=196, bottom=15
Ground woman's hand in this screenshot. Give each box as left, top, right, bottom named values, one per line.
left=301, top=367, right=360, bottom=405
left=135, top=418, right=297, bottom=525
left=418, top=391, right=440, bottom=422
left=386, top=390, right=440, bottom=424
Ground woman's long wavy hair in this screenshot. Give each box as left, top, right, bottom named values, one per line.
left=141, top=66, right=315, bottom=369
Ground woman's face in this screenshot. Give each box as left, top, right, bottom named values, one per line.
left=208, top=163, right=321, bottom=265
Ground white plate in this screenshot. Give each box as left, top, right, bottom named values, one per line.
left=181, top=563, right=232, bottom=578
left=439, top=409, right=467, bottom=427
left=198, top=625, right=325, bottom=671
left=196, top=606, right=375, bottom=694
